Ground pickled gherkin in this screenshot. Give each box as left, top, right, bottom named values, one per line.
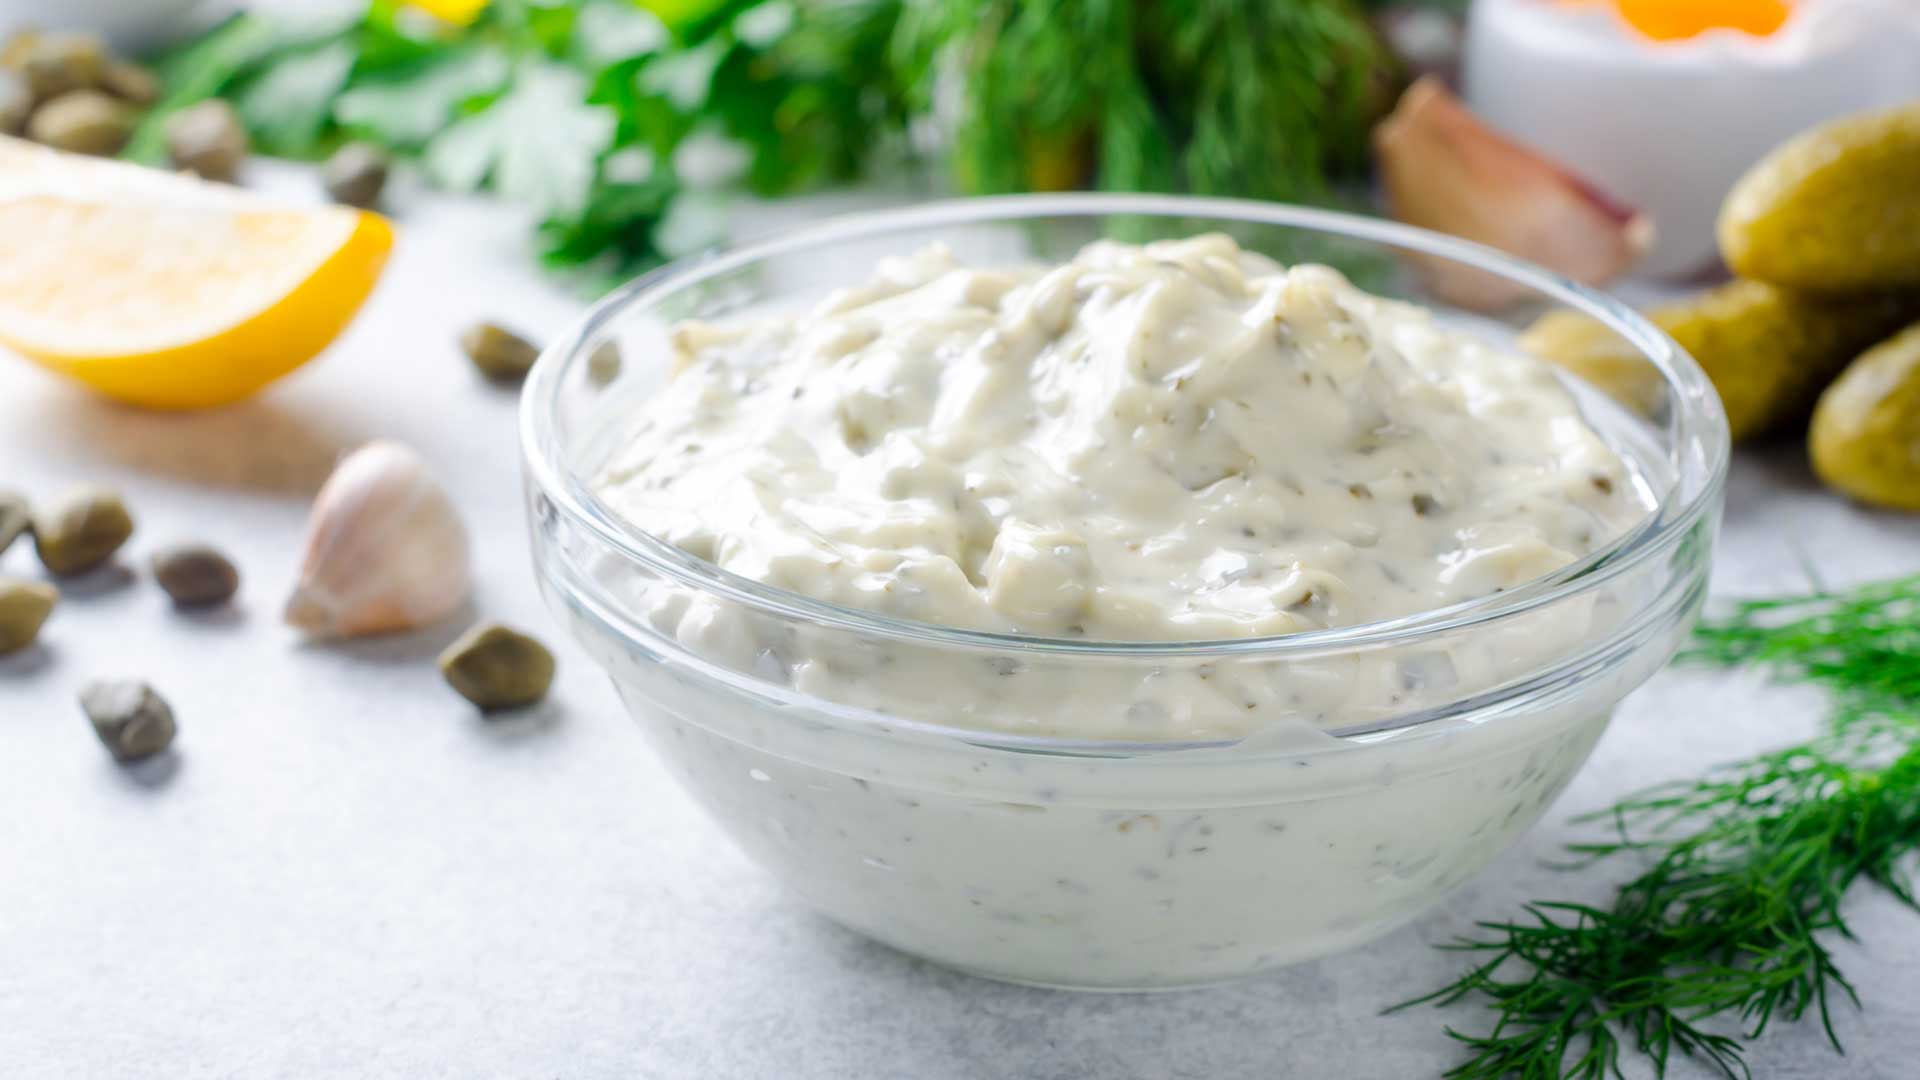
left=1719, top=104, right=1920, bottom=293
left=1521, top=281, right=1920, bottom=442
left=1518, top=309, right=1668, bottom=419
left=1810, top=322, right=1920, bottom=511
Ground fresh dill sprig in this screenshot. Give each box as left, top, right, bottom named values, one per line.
left=1394, top=573, right=1920, bottom=1080
left=1684, top=573, right=1920, bottom=720
left=890, top=0, right=1388, bottom=201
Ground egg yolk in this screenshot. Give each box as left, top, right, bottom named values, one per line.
left=1609, top=0, right=1793, bottom=40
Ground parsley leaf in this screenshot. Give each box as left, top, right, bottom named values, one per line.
left=569, top=2, right=669, bottom=69
left=334, top=46, right=512, bottom=149
left=237, top=40, right=359, bottom=157
left=124, top=10, right=356, bottom=165
left=425, top=63, right=616, bottom=220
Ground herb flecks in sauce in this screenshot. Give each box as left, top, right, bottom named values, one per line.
left=595, top=234, right=1646, bottom=739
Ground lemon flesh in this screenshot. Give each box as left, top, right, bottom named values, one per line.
left=0, top=136, right=393, bottom=409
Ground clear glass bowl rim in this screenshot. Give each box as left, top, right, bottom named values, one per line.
left=520, top=193, right=1730, bottom=669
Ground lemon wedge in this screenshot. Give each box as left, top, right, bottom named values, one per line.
left=0, top=136, right=393, bottom=409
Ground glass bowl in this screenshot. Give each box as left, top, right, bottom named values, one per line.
left=520, top=195, right=1729, bottom=990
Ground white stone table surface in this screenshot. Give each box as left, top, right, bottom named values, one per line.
left=3, top=170, right=1917, bottom=1079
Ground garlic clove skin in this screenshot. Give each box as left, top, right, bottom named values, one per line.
left=1374, top=76, right=1654, bottom=311
left=284, top=439, right=472, bottom=639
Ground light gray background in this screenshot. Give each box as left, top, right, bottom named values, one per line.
left=3, top=170, right=1917, bottom=1079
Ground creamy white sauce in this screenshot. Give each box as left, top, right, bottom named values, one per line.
left=595, top=234, right=1648, bottom=741
left=567, top=233, right=1690, bottom=987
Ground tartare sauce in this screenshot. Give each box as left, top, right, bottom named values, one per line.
left=595, top=234, right=1649, bottom=740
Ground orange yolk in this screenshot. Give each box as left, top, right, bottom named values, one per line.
left=1609, top=0, right=1794, bottom=40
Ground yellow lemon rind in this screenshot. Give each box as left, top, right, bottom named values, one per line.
left=4, top=210, right=394, bottom=410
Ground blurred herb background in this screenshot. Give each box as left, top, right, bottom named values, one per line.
left=130, top=0, right=1437, bottom=282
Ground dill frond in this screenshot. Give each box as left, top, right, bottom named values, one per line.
left=1395, top=574, right=1920, bottom=1079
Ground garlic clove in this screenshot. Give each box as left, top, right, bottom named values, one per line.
left=1373, top=76, right=1654, bottom=311
left=285, top=439, right=471, bottom=639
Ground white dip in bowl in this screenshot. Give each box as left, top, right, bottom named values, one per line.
left=524, top=196, right=1728, bottom=988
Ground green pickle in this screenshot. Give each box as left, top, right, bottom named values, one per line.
left=1519, top=309, right=1669, bottom=419
left=1521, top=281, right=1920, bottom=442
left=1719, top=103, right=1920, bottom=292
left=1810, top=322, right=1920, bottom=512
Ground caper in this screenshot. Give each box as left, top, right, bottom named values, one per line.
left=0, top=577, right=57, bottom=655
left=99, top=59, right=160, bottom=106
left=0, top=489, right=28, bottom=556
left=164, top=100, right=249, bottom=183
left=588, top=341, right=623, bottom=386
left=33, top=488, right=133, bottom=576
left=151, top=544, right=240, bottom=607
left=439, top=622, right=556, bottom=712
left=459, top=322, right=542, bottom=382
left=0, top=70, right=27, bottom=136
left=322, top=142, right=389, bottom=209
left=18, top=32, right=105, bottom=101
left=27, top=90, right=135, bottom=156
left=80, top=679, right=177, bottom=762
